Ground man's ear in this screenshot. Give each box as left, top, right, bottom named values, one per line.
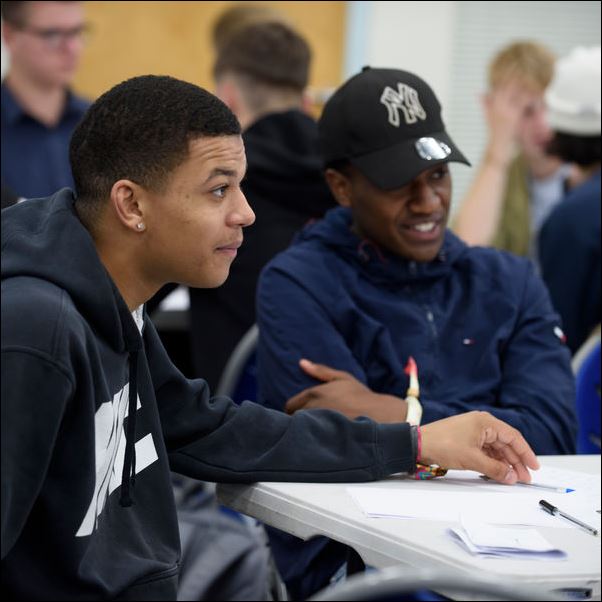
left=324, top=168, right=353, bottom=208
left=109, top=180, right=146, bottom=233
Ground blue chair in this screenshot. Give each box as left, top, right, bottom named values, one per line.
left=216, top=324, right=259, bottom=404
left=572, top=332, right=601, bottom=454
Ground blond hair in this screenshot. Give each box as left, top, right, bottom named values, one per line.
left=488, top=41, right=556, bottom=92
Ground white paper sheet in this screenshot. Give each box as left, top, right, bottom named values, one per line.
left=346, top=466, right=601, bottom=530
left=449, top=518, right=567, bottom=560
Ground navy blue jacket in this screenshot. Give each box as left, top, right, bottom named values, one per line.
left=539, top=170, right=601, bottom=354
left=1, top=83, right=90, bottom=199
left=1, top=191, right=415, bottom=600
left=258, top=206, right=577, bottom=455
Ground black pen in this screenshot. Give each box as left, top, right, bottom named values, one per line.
left=539, top=499, right=599, bottom=536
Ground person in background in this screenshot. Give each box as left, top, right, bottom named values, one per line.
left=256, top=66, right=577, bottom=599
left=187, top=20, right=335, bottom=389
left=1, top=0, right=90, bottom=200
left=539, top=46, right=601, bottom=355
left=1, top=73, right=539, bottom=600
left=453, top=41, right=573, bottom=266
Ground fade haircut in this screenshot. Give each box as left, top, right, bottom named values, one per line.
left=70, top=75, right=241, bottom=225
left=488, top=40, right=556, bottom=93
left=213, top=21, right=311, bottom=112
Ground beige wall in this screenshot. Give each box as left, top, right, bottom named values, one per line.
left=73, top=1, right=346, bottom=103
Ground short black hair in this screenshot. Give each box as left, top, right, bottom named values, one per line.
left=70, top=75, right=241, bottom=222
left=547, top=132, right=602, bottom=167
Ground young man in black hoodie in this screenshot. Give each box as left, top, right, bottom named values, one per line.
left=186, top=20, right=336, bottom=389
left=1, top=74, right=539, bottom=600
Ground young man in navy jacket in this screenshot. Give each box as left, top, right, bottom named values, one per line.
left=256, top=67, right=576, bottom=598
left=1, top=75, right=539, bottom=600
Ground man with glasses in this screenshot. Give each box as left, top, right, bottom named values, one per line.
left=1, top=1, right=90, bottom=201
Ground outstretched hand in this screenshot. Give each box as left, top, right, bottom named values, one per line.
left=284, top=359, right=408, bottom=423
left=420, top=411, right=540, bottom=484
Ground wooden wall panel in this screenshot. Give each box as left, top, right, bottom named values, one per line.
left=73, top=1, right=346, bottom=104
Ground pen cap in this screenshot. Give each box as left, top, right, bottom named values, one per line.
left=539, top=499, right=556, bottom=514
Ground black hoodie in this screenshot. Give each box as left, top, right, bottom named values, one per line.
left=1, top=189, right=414, bottom=600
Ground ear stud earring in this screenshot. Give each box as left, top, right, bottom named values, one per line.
left=136, top=223, right=145, bottom=231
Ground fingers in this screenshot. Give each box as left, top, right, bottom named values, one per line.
left=486, top=419, right=540, bottom=472
left=298, top=359, right=350, bottom=383
left=284, top=390, right=311, bottom=414
left=471, top=451, right=518, bottom=484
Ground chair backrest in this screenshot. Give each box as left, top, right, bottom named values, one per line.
left=573, top=335, right=601, bottom=454
left=215, top=324, right=259, bottom=404
left=308, top=566, right=564, bottom=601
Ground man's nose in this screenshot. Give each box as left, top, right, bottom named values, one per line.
left=408, top=181, right=442, bottom=213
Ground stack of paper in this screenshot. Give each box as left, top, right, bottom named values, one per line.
left=449, top=519, right=567, bottom=561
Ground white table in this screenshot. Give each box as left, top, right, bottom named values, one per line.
left=217, top=455, right=601, bottom=600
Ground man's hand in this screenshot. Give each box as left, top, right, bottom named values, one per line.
left=482, top=81, right=536, bottom=168
left=420, top=411, right=540, bottom=484
left=284, top=359, right=408, bottom=423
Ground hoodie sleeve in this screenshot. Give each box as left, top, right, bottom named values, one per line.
left=1, top=348, right=73, bottom=559
left=423, top=264, right=577, bottom=455
left=143, top=320, right=414, bottom=483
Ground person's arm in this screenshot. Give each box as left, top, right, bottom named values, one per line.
left=287, top=262, right=576, bottom=455
left=1, top=349, right=72, bottom=559
left=145, top=317, right=414, bottom=482
left=257, top=258, right=407, bottom=422
left=453, top=83, right=532, bottom=246
left=145, top=317, right=539, bottom=485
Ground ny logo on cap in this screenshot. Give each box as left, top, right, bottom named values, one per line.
left=380, top=83, right=426, bottom=127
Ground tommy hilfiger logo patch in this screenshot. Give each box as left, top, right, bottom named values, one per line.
left=380, top=83, right=427, bottom=127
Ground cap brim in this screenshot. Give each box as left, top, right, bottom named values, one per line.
left=350, top=130, right=470, bottom=190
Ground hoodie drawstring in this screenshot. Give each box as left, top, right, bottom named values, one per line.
left=120, top=349, right=138, bottom=507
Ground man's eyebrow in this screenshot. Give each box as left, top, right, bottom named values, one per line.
left=203, top=168, right=237, bottom=184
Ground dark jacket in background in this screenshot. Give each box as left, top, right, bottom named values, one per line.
left=539, top=169, right=601, bottom=353
left=189, top=109, right=335, bottom=389
left=1, top=190, right=414, bottom=600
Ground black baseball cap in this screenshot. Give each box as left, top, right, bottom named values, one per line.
left=319, top=67, right=470, bottom=189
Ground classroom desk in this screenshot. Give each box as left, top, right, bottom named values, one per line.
left=217, top=455, right=601, bottom=600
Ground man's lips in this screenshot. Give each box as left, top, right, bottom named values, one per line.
left=215, top=238, right=242, bottom=257
left=216, top=239, right=243, bottom=253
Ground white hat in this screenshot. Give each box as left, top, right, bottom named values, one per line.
left=545, top=46, right=601, bottom=136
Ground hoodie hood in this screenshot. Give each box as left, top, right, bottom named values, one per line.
left=243, top=109, right=335, bottom=217
left=2, top=188, right=142, bottom=506
left=295, top=206, right=469, bottom=287
left=2, top=189, right=140, bottom=353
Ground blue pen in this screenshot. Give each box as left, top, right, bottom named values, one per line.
left=479, top=475, right=574, bottom=493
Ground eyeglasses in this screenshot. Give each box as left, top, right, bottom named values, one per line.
left=15, top=23, right=92, bottom=49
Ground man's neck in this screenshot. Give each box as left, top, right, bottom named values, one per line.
left=5, top=70, right=67, bottom=127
